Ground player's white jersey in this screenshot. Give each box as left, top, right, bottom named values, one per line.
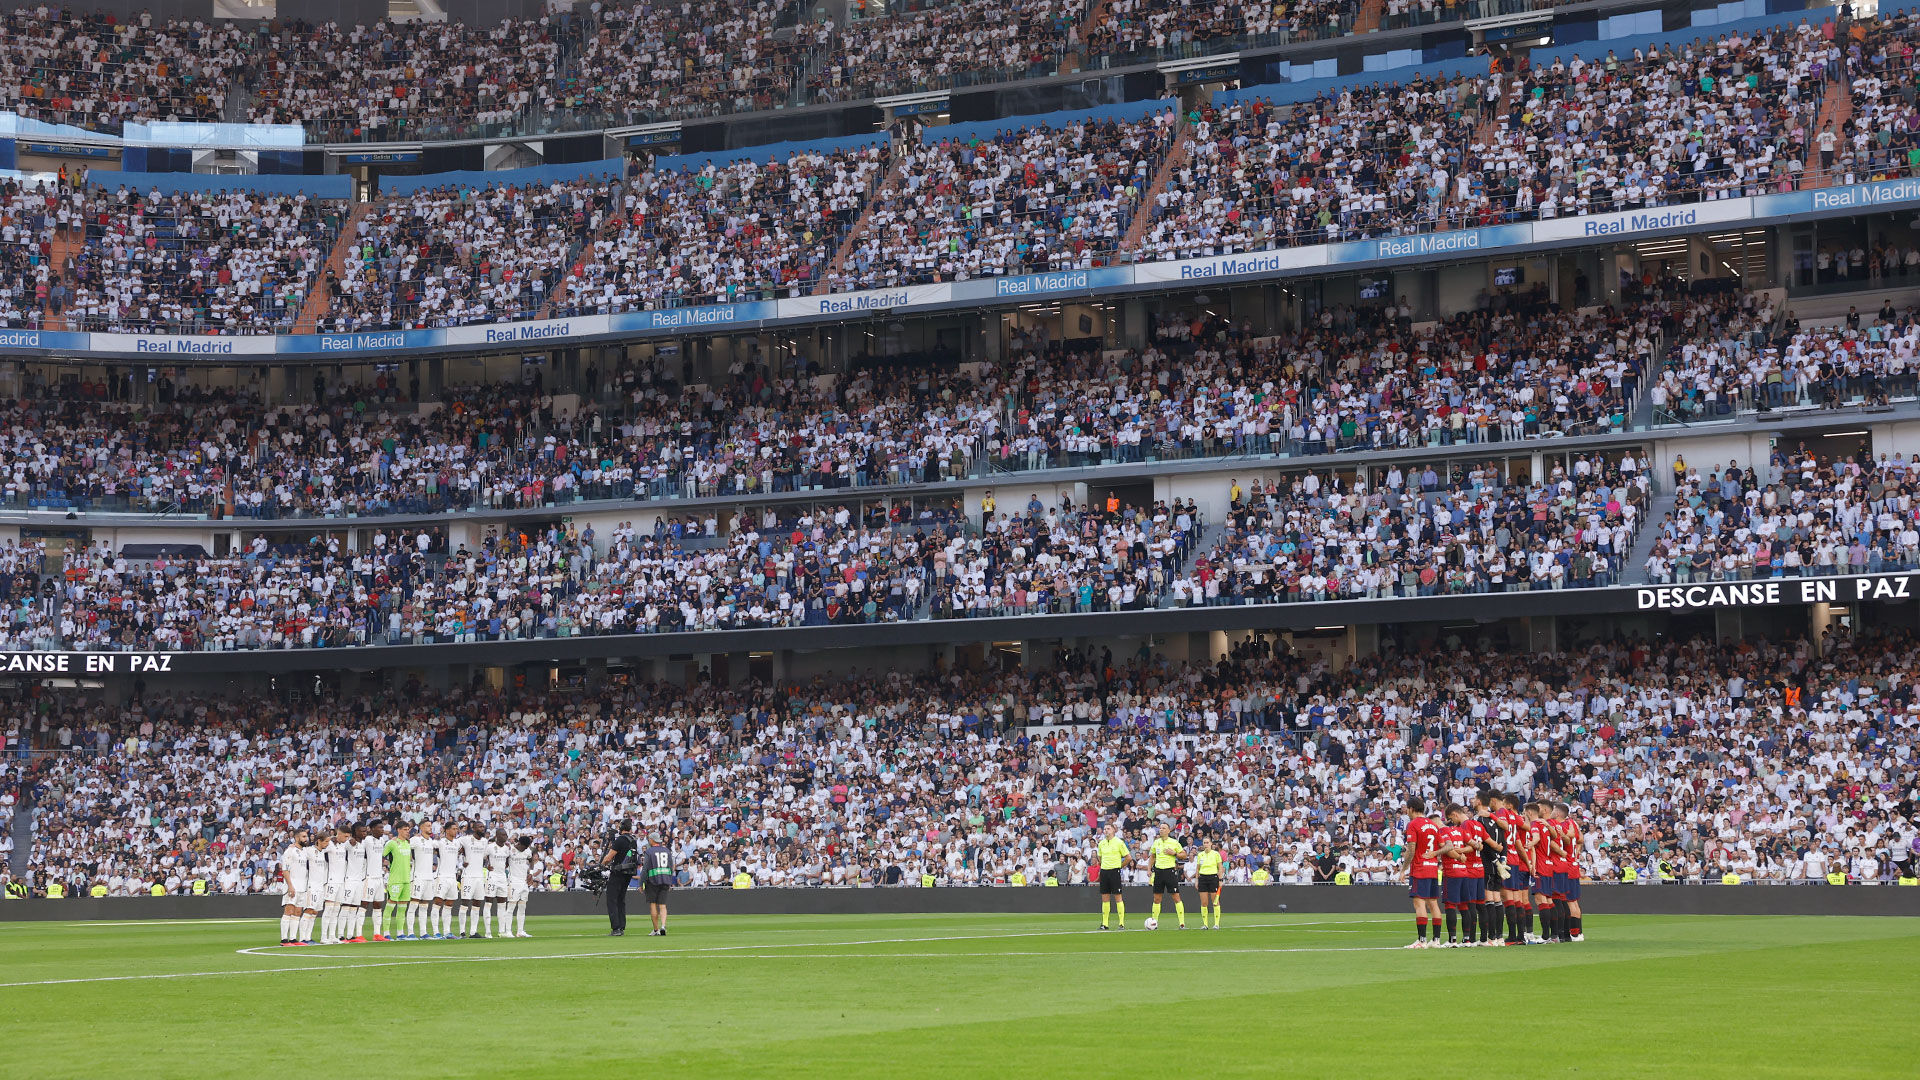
left=409, top=833, right=434, bottom=880
left=488, top=841, right=510, bottom=879
left=362, top=834, right=388, bottom=877
left=507, top=846, right=532, bottom=888
left=345, top=839, right=367, bottom=880
left=435, top=835, right=459, bottom=882
left=281, top=845, right=308, bottom=893
left=324, top=843, right=349, bottom=886
left=458, top=835, right=486, bottom=883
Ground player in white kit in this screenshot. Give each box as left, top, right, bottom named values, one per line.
left=321, top=827, right=349, bottom=945
left=506, top=834, right=535, bottom=938
left=361, top=821, right=391, bottom=941
left=405, top=821, right=437, bottom=940
left=300, top=835, right=326, bottom=944
left=457, top=821, right=488, bottom=939
left=279, top=828, right=311, bottom=946
left=482, top=828, right=512, bottom=939
left=343, top=822, right=369, bottom=943
left=432, top=822, right=460, bottom=939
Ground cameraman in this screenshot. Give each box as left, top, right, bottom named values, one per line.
left=602, top=819, right=639, bottom=936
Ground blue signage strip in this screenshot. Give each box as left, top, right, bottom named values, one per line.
left=19, top=183, right=1920, bottom=361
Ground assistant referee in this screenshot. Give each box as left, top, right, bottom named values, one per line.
left=1096, top=823, right=1129, bottom=930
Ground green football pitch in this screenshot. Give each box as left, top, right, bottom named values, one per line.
left=2, top=911, right=1914, bottom=1078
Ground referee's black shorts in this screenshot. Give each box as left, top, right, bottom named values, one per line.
left=644, top=879, right=671, bottom=903
left=1197, top=874, right=1221, bottom=893
left=1098, top=868, right=1123, bottom=893
left=1152, top=867, right=1182, bottom=893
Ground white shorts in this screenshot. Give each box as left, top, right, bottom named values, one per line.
left=509, top=885, right=530, bottom=904
left=412, top=879, right=435, bottom=903
left=284, top=886, right=309, bottom=908
left=344, top=878, right=365, bottom=904
left=323, top=881, right=344, bottom=904
left=436, top=877, right=456, bottom=900
left=364, top=879, right=387, bottom=904
left=488, top=883, right=508, bottom=901
left=459, top=879, right=483, bottom=901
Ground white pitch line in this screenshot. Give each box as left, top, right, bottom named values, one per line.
left=0, top=943, right=1410, bottom=988
left=0, top=918, right=1408, bottom=989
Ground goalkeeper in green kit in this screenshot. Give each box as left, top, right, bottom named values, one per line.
left=383, top=822, right=413, bottom=942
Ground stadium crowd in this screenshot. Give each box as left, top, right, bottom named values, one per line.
left=5, top=628, right=1916, bottom=897
left=2, top=11, right=1918, bottom=332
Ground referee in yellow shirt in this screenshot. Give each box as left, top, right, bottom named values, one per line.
left=1195, top=837, right=1225, bottom=929
left=1140, top=822, right=1187, bottom=929
left=1096, top=823, right=1130, bottom=930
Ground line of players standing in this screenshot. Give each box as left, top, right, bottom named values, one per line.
left=275, top=819, right=536, bottom=946
left=1402, top=792, right=1587, bottom=949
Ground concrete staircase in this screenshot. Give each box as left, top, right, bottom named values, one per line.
left=1117, top=117, right=1192, bottom=257
left=815, top=151, right=907, bottom=295
left=1807, top=77, right=1853, bottom=189
left=1620, top=492, right=1676, bottom=585
left=40, top=227, right=85, bottom=330
left=294, top=202, right=376, bottom=334
left=9, top=797, right=29, bottom=876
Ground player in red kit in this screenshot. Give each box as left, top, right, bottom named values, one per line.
left=1552, top=802, right=1586, bottom=941
left=1439, top=804, right=1483, bottom=947
left=1494, top=794, right=1531, bottom=945
left=1526, top=801, right=1562, bottom=943
left=1401, top=796, right=1443, bottom=949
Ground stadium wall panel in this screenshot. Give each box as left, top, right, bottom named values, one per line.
left=4, top=885, right=1915, bottom=922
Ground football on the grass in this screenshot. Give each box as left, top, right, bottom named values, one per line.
left=1143, top=917, right=1159, bottom=930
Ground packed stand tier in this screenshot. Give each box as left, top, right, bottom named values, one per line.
left=0, top=7, right=248, bottom=133
left=244, top=18, right=574, bottom=142
left=1, top=489, right=1203, bottom=651
left=1647, top=446, right=1920, bottom=583
left=1084, top=0, right=1357, bottom=60
left=0, top=176, right=90, bottom=329
left=321, top=178, right=604, bottom=332
left=0, top=285, right=1668, bottom=519
left=808, top=0, right=1084, bottom=103
left=1647, top=287, right=1920, bottom=422
left=570, top=0, right=827, bottom=126
left=64, top=181, right=344, bottom=335
left=7, top=629, right=1918, bottom=895
left=826, top=110, right=1177, bottom=290
left=552, top=143, right=888, bottom=312
left=1186, top=450, right=1646, bottom=603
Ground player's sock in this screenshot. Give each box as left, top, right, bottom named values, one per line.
left=298, top=912, right=315, bottom=942
left=1173, top=900, right=1186, bottom=926
left=321, top=903, right=337, bottom=943
left=278, top=914, right=290, bottom=942
left=457, top=905, right=469, bottom=936
left=1115, top=900, right=1125, bottom=925
left=517, top=901, right=528, bottom=935
left=371, top=906, right=384, bottom=938
left=1571, top=915, right=1582, bottom=937
left=1100, top=899, right=1111, bottom=926
left=1415, top=917, right=1427, bottom=942
left=1444, top=907, right=1458, bottom=942
left=483, top=903, right=495, bottom=937
left=1150, top=901, right=1161, bottom=923
left=1485, top=904, right=1499, bottom=941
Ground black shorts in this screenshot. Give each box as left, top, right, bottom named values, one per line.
left=1098, top=868, right=1123, bottom=893
left=1197, top=874, right=1221, bottom=893
left=643, top=879, right=671, bottom=903
left=1152, top=868, right=1183, bottom=893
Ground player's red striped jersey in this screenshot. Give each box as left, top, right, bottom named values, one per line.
left=1531, top=817, right=1557, bottom=871
left=1440, top=825, right=1478, bottom=878
left=1496, top=809, right=1528, bottom=870
left=1408, top=815, right=1441, bottom=878
left=1460, top=818, right=1489, bottom=868
left=1560, top=818, right=1583, bottom=875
